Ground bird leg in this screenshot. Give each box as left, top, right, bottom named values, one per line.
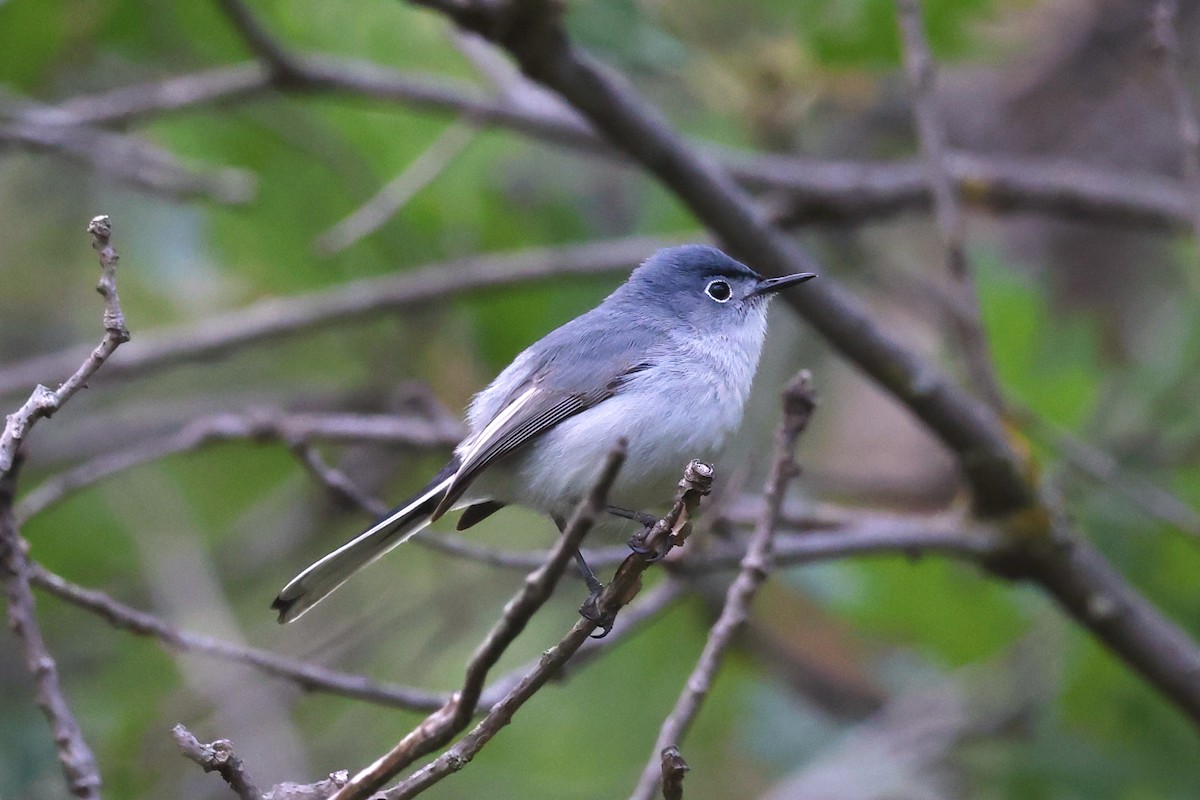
left=555, top=515, right=613, bottom=637
left=605, top=505, right=659, bottom=527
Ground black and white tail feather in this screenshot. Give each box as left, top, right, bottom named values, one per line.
left=272, top=462, right=461, bottom=623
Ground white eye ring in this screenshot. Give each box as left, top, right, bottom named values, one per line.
left=705, top=279, right=732, bottom=303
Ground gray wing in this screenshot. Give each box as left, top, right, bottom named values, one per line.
left=432, top=311, right=664, bottom=521
left=430, top=363, right=649, bottom=520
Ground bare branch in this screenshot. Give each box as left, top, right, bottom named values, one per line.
left=27, top=562, right=448, bottom=711
left=373, top=460, right=715, bottom=800
left=0, top=465, right=102, bottom=799
left=0, top=216, right=130, bottom=472
left=0, top=235, right=673, bottom=398
left=175, top=724, right=354, bottom=800
left=30, top=53, right=1200, bottom=233
left=1015, top=406, right=1200, bottom=540
left=173, top=724, right=263, bottom=800
left=894, top=0, right=1004, bottom=410
left=17, top=409, right=462, bottom=522
left=629, top=373, right=816, bottom=800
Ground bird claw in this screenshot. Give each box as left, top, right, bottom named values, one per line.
left=627, top=531, right=671, bottom=563
left=579, top=587, right=616, bottom=638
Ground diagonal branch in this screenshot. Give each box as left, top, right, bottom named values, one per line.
left=372, top=460, right=715, bottom=800
left=315, top=117, right=479, bottom=255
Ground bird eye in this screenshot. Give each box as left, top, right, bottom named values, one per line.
left=705, top=279, right=732, bottom=303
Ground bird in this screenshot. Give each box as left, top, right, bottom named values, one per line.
left=272, top=244, right=815, bottom=623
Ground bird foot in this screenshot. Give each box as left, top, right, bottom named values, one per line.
left=579, top=586, right=616, bottom=638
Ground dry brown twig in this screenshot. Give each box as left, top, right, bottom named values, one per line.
left=173, top=724, right=264, bottom=800
left=0, top=216, right=130, bottom=472
left=0, top=215, right=133, bottom=800
left=629, top=372, right=816, bottom=800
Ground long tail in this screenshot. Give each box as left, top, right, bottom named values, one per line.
left=272, top=463, right=455, bottom=624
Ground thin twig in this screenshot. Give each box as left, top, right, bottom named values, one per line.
left=0, top=217, right=130, bottom=472
left=660, top=747, right=689, bottom=800
left=375, top=460, right=715, bottom=800
left=316, top=118, right=478, bottom=255
left=17, top=409, right=462, bottom=522
left=629, top=373, right=816, bottom=800
left=894, top=0, right=1005, bottom=410
left=175, top=724, right=354, bottom=800
left=330, top=443, right=633, bottom=800
left=172, top=724, right=263, bottom=800
left=27, top=561, right=448, bottom=711
left=1015, top=405, right=1200, bottom=540
left=0, top=235, right=673, bottom=398
left=0, top=465, right=102, bottom=799
left=1152, top=0, right=1200, bottom=245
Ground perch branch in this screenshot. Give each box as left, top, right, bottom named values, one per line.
left=373, top=460, right=715, bottom=800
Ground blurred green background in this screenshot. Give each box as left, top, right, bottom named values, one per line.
left=3, top=0, right=1200, bottom=798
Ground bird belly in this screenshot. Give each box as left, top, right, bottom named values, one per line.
left=507, top=372, right=746, bottom=518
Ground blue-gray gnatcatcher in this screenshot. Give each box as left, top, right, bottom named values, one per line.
left=273, top=244, right=815, bottom=623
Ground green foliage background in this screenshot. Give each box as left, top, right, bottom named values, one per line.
left=2, top=1, right=1199, bottom=798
